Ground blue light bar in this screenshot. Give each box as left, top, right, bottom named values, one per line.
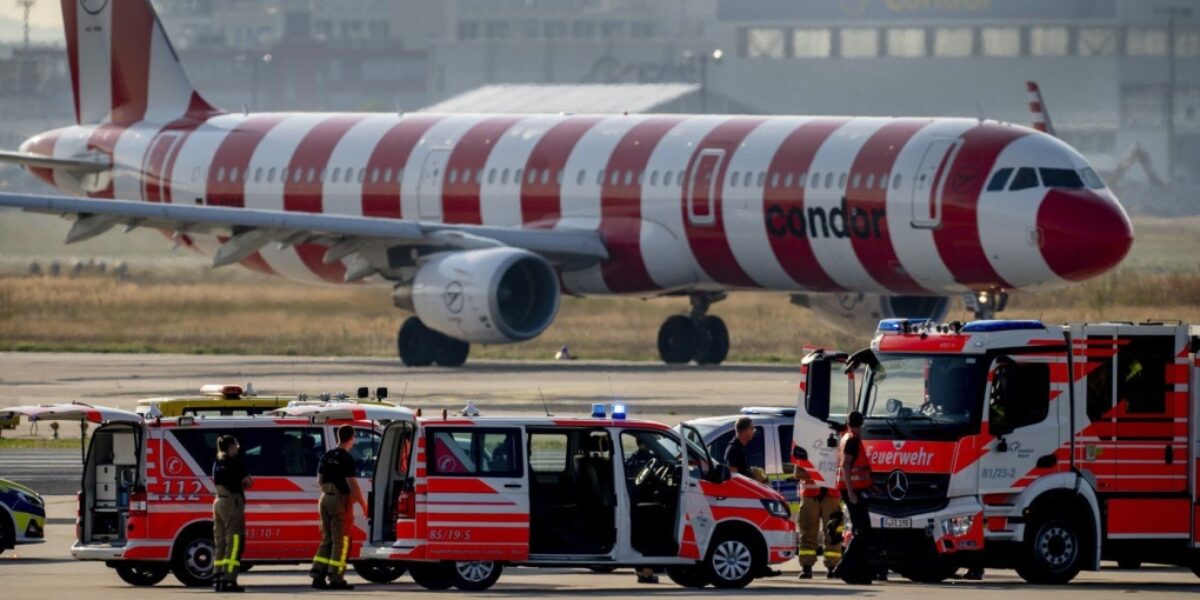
left=876, top=318, right=928, bottom=332
left=591, top=403, right=607, bottom=418
left=611, top=403, right=627, bottom=420
left=961, top=320, right=1046, bottom=332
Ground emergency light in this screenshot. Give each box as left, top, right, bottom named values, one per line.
left=611, top=404, right=627, bottom=420
left=960, top=320, right=1046, bottom=332
left=591, top=403, right=607, bottom=418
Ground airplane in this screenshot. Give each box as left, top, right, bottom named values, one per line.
left=0, top=0, right=1133, bottom=367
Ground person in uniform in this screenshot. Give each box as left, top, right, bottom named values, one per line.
left=831, top=411, right=876, bottom=585
left=213, top=435, right=253, bottom=593
left=724, top=417, right=768, bottom=483
left=310, top=425, right=368, bottom=590
left=795, top=469, right=843, bottom=579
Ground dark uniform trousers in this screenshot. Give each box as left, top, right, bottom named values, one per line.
left=834, top=489, right=875, bottom=583
left=310, top=483, right=353, bottom=583
left=213, top=485, right=245, bottom=583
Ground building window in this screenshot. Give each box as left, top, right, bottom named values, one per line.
left=1127, top=28, right=1167, bottom=56
left=1076, top=27, right=1116, bottom=56
left=572, top=20, right=595, bottom=39
left=516, top=19, right=538, bottom=40
left=793, top=28, right=832, bottom=58
left=631, top=21, right=654, bottom=40
left=840, top=28, right=878, bottom=58
left=934, top=27, right=973, bottom=57
left=543, top=20, right=566, bottom=40
left=982, top=27, right=1020, bottom=57
left=1030, top=26, right=1068, bottom=57
left=747, top=28, right=786, bottom=59
left=600, top=20, right=625, bottom=40
left=485, top=20, right=509, bottom=40
left=887, top=28, right=926, bottom=58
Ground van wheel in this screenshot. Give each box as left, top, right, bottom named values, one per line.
left=667, top=565, right=710, bottom=588
left=1016, top=512, right=1083, bottom=584
left=354, top=560, right=407, bottom=583
left=704, top=535, right=758, bottom=589
left=170, top=530, right=215, bottom=587
left=450, top=561, right=503, bottom=591
left=115, top=562, right=170, bottom=586
left=409, top=562, right=455, bottom=590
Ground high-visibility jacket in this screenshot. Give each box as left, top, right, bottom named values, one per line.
left=798, top=471, right=842, bottom=499
left=836, top=431, right=873, bottom=491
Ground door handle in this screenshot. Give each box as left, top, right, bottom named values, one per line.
left=503, top=483, right=523, bottom=489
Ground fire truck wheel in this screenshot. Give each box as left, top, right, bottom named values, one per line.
left=114, top=562, right=170, bottom=587
left=704, top=534, right=759, bottom=589
left=353, top=560, right=406, bottom=583
left=658, top=315, right=697, bottom=364
left=170, top=529, right=216, bottom=587
left=693, top=316, right=729, bottom=365
left=450, top=560, right=503, bottom=591
left=895, top=560, right=957, bottom=584
left=398, top=317, right=436, bottom=367
left=409, top=562, right=456, bottom=590
left=434, top=337, right=471, bottom=368
left=1016, top=513, right=1083, bottom=585
left=667, top=565, right=711, bottom=588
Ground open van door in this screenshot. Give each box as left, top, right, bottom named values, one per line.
left=370, top=419, right=417, bottom=544
left=0, top=403, right=142, bottom=424
left=792, top=351, right=856, bottom=489
left=678, top=424, right=716, bottom=561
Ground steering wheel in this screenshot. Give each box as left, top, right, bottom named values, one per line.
left=634, top=457, right=661, bottom=490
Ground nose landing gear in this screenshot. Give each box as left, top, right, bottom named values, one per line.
left=964, top=290, right=1008, bottom=320
left=657, top=293, right=729, bottom=365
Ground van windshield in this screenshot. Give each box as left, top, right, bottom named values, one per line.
left=861, top=354, right=987, bottom=440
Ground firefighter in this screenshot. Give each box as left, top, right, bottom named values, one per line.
left=310, top=425, right=368, bottom=590
left=831, top=411, right=876, bottom=585
left=795, top=469, right=843, bottom=579
left=212, top=435, right=253, bottom=593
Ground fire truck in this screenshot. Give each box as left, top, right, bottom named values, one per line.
left=0, top=402, right=413, bottom=587
left=794, top=319, right=1200, bottom=584
left=338, top=403, right=796, bottom=590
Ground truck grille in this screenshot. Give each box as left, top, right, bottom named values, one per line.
left=866, top=472, right=950, bottom=517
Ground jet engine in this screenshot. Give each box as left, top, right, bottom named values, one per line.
left=792, top=293, right=951, bottom=336
left=404, top=247, right=561, bottom=344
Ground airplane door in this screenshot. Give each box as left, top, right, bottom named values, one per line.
left=910, top=139, right=959, bottom=228
left=686, top=149, right=723, bottom=226
left=141, top=132, right=183, bottom=202
left=417, top=150, right=449, bottom=221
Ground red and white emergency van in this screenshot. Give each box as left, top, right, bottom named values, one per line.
left=794, top=319, right=1200, bottom=584
left=349, top=404, right=796, bottom=590
left=0, top=402, right=414, bottom=587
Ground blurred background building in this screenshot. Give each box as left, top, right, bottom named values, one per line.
left=0, top=0, right=1197, bottom=208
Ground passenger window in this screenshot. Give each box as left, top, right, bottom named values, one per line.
left=448, top=168, right=458, bottom=184
left=514, top=168, right=523, bottom=183
left=989, top=360, right=1051, bottom=432
left=620, top=430, right=681, bottom=477
left=837, top=173, right=846, bottom=189
left=596, top=170, right=605, bottom=185
left=529, top=432, right=568, bottom=472
left=757, top=172, right=765, bottom=187
left=810, top=172, right=820, bottom=188
left=824, top=173, right=834, bottom=188
left=650, top=171, right=659, bottom=186
left=350, top=428, right=382, bottom=478
left=427, top=428, right=522, bottom=477
left=891, top=173, right=902, bottom=189
left=987, top=167, right=1014, bottom=191
left=501, top=168, right=510, bottom=184
left=1117, top=336, right=1174, bottom=414
left=783, top=172, right=793, bottom=187
left=731, top=171, right=740, bottom=187
left=170, top=428, right=325, bottom=477
left=488, top=168, right=497, bottom=184
left=541, top=169, right=551, bottom=185
left=770, top=172, right=779, bottom=188
left=576, top=169, right=585, bottom=185
left=1009, top=167, right=1039, bottom=191
left=330, top=167, right=340, bottom=183
left=1039, top=168, right=1084, bottom=189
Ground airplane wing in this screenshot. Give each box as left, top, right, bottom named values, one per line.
left=0, top=192, right=609, bottom=281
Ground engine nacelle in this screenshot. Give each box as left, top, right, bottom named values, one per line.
left=792, top=293, right=951, bottom=336
left=408, top=248, right=561, bottom=344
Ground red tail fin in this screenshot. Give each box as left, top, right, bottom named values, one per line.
left=1025, top=81, right=1055, bottom=137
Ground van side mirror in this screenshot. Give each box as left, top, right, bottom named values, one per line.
left=805, top=360, right=832, bottom=421
left=705, top=463, right=732, bottom=484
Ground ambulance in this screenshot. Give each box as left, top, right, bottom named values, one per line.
left=347, top=404, right=796, bottom=590
left=794, top=319, right=1200, bottom=584
left=0, top=402, right=415, bottom=587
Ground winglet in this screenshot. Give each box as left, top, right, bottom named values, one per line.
left=1026, top=81, right=1056, bottom=137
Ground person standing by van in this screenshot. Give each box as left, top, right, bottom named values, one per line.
left=831, top=411, right=876, bottom=585
left=310, top=425, right=368, bottom=590
left=213, top=435, right=253, bottom=593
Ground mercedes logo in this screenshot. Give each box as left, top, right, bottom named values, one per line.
left=886, top=470, right=909, bottom=501
left=80, top=0, right=110, bottom=15
left=443, top=281, right=464, bottom=314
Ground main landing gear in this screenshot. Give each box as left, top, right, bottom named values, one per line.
left=657, top=292, right=729, bottom=365
left=963, top=290, right=1008, bottom=320
left=397, top=316, right=470, bottom=367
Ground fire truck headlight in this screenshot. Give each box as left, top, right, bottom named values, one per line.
left=941, top=515, right=974, bottom=537
left=761, top=499, right=790, bottom=519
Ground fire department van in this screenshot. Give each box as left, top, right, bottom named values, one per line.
left=794, top=319, right=1200, bottom=584
left=346, top=404, right=796, bottom=590
left=0, top=402, right=414, bottom=587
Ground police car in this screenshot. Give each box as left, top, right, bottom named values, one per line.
left=683, top=408, right=801, bottom=508
left=0, top=478, right=46, bottom=555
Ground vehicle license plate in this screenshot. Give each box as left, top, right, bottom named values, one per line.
left=880, top=517, right=912, bottom=528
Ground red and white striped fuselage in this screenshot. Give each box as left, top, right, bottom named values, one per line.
left=21, top=112, right=1133, bottom=297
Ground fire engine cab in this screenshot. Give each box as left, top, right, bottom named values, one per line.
left=0, top=402, right=414, bottom=587
left=794, top=319, right=1200, bottom=584
left=352, top=404, right=796, bottom=590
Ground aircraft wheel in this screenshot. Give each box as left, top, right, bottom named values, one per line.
left=658, top=315, right=697, bottom=364
left=397, top=317, right=435, bottom=367
left=694, top=316, right=729, bottom=365
left=434, top=337, right=470, bottom=368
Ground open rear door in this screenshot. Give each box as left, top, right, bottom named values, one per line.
left=370, top=419, right=417, bottom=544
left=792, top=351, right=855, bottom=489
left=0, top=403, right=142, bottom=424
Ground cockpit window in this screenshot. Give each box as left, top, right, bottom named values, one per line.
left=1039, top=168, right=1084, bottom=189
left=1079, top=167, right=1105, bottom=190
left=1009, top=167, right=1039, bottom=191
left=986, top=168, right=1013, bottom=192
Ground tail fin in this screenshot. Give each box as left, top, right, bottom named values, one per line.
left=1025, top=81, right=1056, bottom=137
left=62, top=0, right=217, bottom=124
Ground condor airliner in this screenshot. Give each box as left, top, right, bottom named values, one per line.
left=0, top=0, right=1133, bottom=366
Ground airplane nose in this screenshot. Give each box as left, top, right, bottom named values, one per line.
left=1037, top=189, right=1133, bottom=281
